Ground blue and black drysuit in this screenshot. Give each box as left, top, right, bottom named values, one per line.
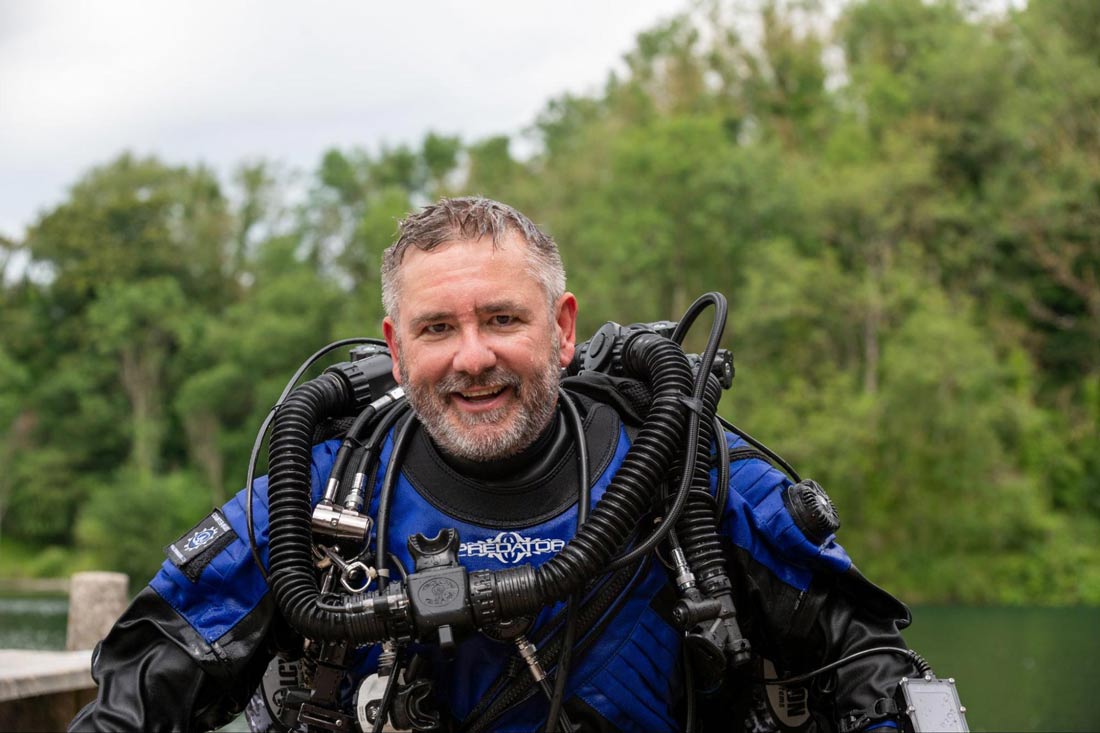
left=69, top=383, right=915, bottom=733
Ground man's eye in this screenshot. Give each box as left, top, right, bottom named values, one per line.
left=491, top=315, right=515, bottom=326
left=424, top=323, right=450, bottom=335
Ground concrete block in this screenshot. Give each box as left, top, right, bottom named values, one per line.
left=65, top=571, right=128, bottom=651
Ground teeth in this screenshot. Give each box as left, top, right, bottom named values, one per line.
left=460, top=387, right=502, bottom=398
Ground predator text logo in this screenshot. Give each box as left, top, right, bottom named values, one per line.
left=460, top=531, right=565, bottom=564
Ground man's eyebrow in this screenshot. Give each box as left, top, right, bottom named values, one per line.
left=477, top=300, right=532, bottom=316
left=409, top=310, right=453, bottom=328
left=407, top=301, right=532, bottom=329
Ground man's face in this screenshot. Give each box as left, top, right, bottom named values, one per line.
left=382, top=233, right=577, bottom=461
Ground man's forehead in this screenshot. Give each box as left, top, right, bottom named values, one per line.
left=393, top=234, right=542, bottom=314
left=401, top=231, right=524, bottom=262
left=394, top=232, right=531, bottom=288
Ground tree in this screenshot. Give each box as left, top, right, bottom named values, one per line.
left=86, top=278, right=190, bottom=479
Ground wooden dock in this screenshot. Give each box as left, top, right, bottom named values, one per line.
left=0, top=649, right=95, bottom=731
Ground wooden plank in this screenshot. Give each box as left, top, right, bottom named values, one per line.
left=0, top=650, right=94, bottom=703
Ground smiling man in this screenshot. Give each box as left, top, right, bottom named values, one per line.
left=71, top=197, right=921, bottom=733
left=380, top=209, right=577, bottom=462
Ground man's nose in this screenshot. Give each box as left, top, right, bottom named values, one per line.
left=451, top=331, right=497, bottom=375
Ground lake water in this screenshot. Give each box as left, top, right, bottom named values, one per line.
left=903, top=605, right=1099, bottom=733
left=2, top=593, right=1096, bottom=731
left=0, top=592, right=68, bottom=650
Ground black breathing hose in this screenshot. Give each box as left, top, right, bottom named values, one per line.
left=533, top=331, right=693, bottom=603
left=266, top=372, right=393, bottom=642
left=675, top=374, right=729, bottom=583
left=600, top=293, right=727, bottom=572
left=254, top=293, right=823, bottom=731
left=246, top=337, right=385, bottom=580
left=264, top=327, right=697, bottom=644
left=603, top=401, right=699, bottom=572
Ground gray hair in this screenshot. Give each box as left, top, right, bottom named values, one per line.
left=381, top=196, right=566, bottom=321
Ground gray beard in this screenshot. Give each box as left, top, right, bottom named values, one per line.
left=398, top=343, right=561, bottom=462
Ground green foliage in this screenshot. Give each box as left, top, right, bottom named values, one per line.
left=1, top=0, right=1097, bottom=604
left=75, top=468, right=214, bottom=584
left=0, top=539, right=98, bottom=579
left=4, top=448, right=89, bottom=545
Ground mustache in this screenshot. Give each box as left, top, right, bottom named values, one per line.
left=434, top=367, right=523, bottom=395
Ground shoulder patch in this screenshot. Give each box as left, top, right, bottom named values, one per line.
left=164, top=509, right=238, bottom=582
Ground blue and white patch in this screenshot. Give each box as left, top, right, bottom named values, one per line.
left=164, top=509, right=237, bottom=582
left=459, top=531, right=565, bottom=564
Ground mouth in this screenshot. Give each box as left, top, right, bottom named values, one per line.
left=451, top=385, right=512, bottom=410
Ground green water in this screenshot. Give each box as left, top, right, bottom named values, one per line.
left=903, top=605, right=1099, bottom=733
left=0, top=592, right=68, bottom=650
left=2, top=594, right=1096, bottom=731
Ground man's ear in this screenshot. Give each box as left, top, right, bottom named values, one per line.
left=383, top=317, right=402, bottom=384
left=555, top=292, right=578, bottom=368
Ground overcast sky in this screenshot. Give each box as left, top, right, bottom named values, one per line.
left=0, top=0, right=687, bottom=240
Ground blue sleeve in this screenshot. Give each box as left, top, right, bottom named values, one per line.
left=149, top=439, right=341, bottom=642
left=716, top=432, right=913, bottom=733
left=71, top=441, right=343, bottom=732
left=718, top=432, right=851, bottom=592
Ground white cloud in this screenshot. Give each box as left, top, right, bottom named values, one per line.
left=0, top=0, right=685, bottom=237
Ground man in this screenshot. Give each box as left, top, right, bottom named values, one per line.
left=380, top=197, right=577, bottom=465
left=71, top=197, right=916, bottom=732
